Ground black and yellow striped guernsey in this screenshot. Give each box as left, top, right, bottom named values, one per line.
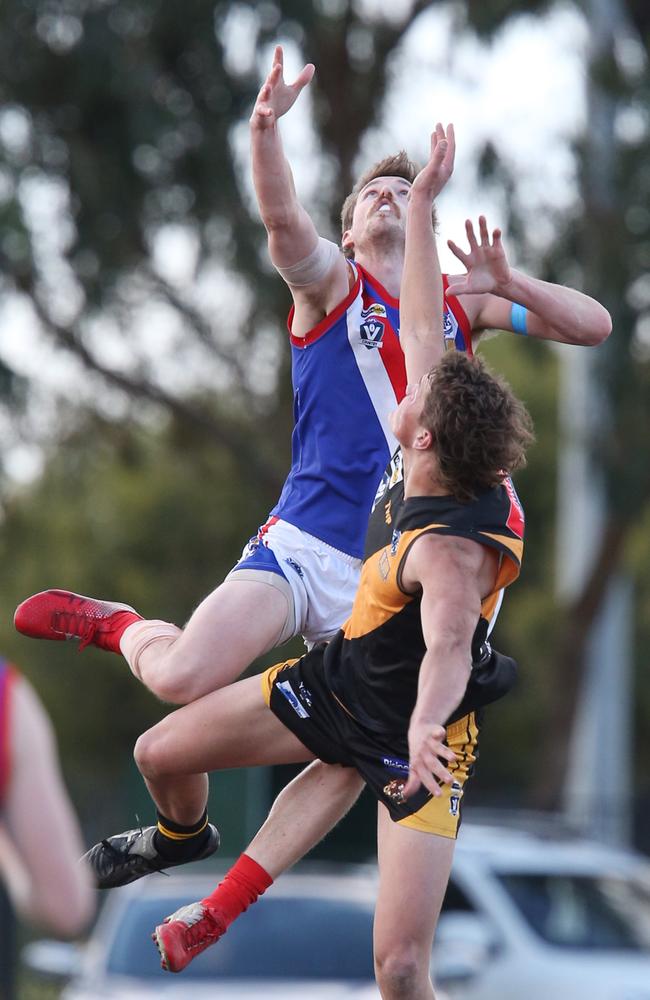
left=322, top=448, right=525, bottom=736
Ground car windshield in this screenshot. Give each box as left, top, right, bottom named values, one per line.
left=498, top=872, right=650, bottom=951
left=106, top=894, right=375, bottom=981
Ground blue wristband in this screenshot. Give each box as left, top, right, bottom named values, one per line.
left=510, top=303, right=528, bottom=336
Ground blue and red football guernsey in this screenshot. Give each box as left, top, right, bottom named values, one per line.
left=269, top=264, right=473, bottom=558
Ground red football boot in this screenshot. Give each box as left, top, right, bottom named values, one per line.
left=14, top=589, right=142, bottom=653
left=153, top=902, right=227, bottom=973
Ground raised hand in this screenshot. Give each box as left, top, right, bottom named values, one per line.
left=410, top=122, right=455, bottom=201
left=250, top=45, right=315, bottom=130
left=446, top=216, right=513, bottom=297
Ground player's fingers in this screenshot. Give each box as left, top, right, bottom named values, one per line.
left=273, top=45, right=284, bottom=68
left=415, top=765, right=443, bottom=797
left=268, top=62, right=283, bottom=88
left=402, top=773, right=421, bottom=799
left=465, top=218, right=479, bottom=250
left=447, top=240, right=470, bottom=266
left=478, top=215, right=490, bottom=244
left=421, top=751, right=453, bottom=785
left=294, top=63, right=315, bottom=91
left=433, top=138, right=448, bottom=161
left=438, top=744, right=457, bottom=763
left=444, top=279, right=467, bottom=297
left=492, top=227, right=503, bottom=247
left=402, top=771, right=422, bottom=799
left=444, top=123, right=456, bottom=166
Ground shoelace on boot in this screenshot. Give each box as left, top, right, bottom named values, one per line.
left=52, top=610, right=96, bottom=650
left=181, top=908, right=225, bottom=951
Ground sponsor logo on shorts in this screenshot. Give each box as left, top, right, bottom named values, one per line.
left=284, top=557, right=304, bottom=578
left=382, top=756, right=409, bottom=775
left=449, top=780, right=463, bottom=817
left=298, top=681, right=313, bottom=708
left=277, top=680, right=310, bottom=719
left=383, top=778, right=406, bottom=804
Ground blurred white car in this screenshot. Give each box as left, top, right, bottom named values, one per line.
left=24, top=867, right=385, bottom=999
left=23, top=821, right=650, bottom=1000
left=435, top=821, right=650, bottom=1000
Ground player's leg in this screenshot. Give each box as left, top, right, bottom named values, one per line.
left=153, top=761, right=366, bottom=972
left=373, top=804, right=455, bottom=1000
left=85, top=674, right=313, bottom=890
left=122, top=573, right=293, bottom=703
left=246, top=760, right=364, bottom=876
left=15, top=571, right=294, bottom=705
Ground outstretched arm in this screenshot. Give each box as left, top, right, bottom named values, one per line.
left=250, top=46, right=347, bottom=311
left=400, top=123, right=455, bottom=386
left=447, top=217, right=612, bottom=346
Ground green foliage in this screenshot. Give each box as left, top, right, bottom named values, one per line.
left=0, top=0, right=649, bottom=851
left=0, top=410, right=280, bottom=835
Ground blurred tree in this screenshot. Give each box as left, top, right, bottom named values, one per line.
left=460, top=0, right=650, bottom=809
left=0, top=406, right=309, bottom=838
left=1, top=0, right=649, bottom=845
left=0, top=0, right=444, bottom=488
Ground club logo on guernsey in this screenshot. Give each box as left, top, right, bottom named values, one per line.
left=443, top=309, right=459, bottom=351
left=372, top=451, right=404, bottom=510
left=360, top=303, right=387, bottom=350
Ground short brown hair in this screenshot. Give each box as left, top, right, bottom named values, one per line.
left=341, top=151, right=437, bottom=258
left=421, top=352, right=535, bottom=503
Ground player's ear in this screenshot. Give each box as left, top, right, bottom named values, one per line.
left=414, top=428, right=432, bottom=451
left=341, top=229, right=354, bottom=255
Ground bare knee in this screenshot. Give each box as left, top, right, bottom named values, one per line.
left=375, top=943, right=430, bottom=999
left=134, top=726, right=173, bottom=780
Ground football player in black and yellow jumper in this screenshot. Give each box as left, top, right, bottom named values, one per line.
left=85, top=128, right=535, bottom=996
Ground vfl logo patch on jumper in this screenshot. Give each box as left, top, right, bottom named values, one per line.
left=390, top=530, right=401, bottom=555
left=277, top=680, right=310, bottom=719
left=360, top=303, right=387, bottom=350
left=443, top=308, right=459, bottom=350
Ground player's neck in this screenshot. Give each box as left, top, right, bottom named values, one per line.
left=355, top=246, right=403, bottom=299
left=402, top=451, right=447, bottom=498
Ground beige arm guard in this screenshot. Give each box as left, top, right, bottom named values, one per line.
left=274, top=237, right=341, bottom=287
